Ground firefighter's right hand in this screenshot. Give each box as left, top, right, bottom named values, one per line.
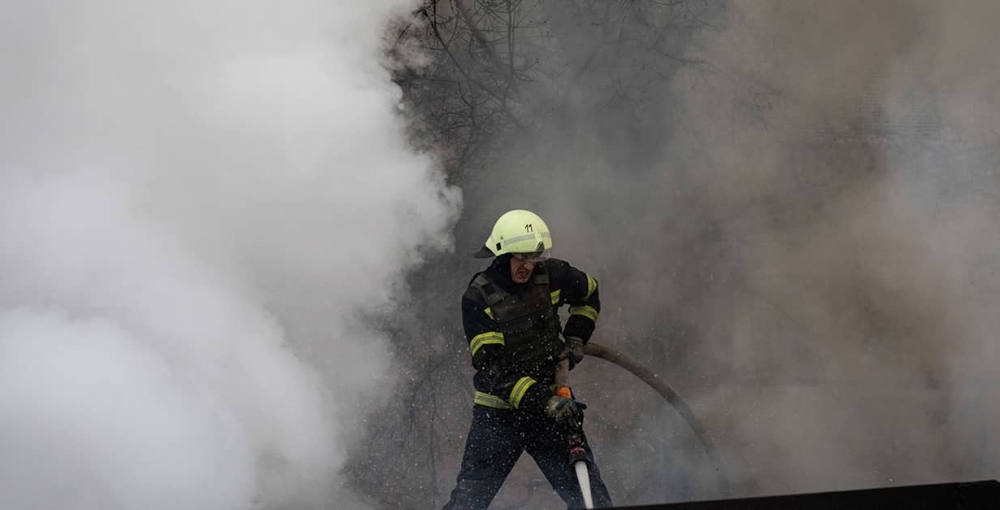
left=561, top=336, right=585, bottom=370
left=545, top=395, right=587, bottom=423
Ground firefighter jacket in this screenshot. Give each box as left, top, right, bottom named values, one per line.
left=461, top=255, right=600, bottom=414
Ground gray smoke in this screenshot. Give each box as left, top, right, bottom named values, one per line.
left=403, top=0, right=999, bottom=507
left=0, top=1, right=459, bottom=509
left=664, top=0, right=1000, bottom=496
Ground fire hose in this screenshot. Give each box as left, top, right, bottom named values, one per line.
left=583, top=342, right=731, bottom=498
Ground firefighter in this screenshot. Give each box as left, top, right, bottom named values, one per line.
left=443, top=209, right=613, bottom=509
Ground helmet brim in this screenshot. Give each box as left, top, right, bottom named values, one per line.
left=473, top=245, right=496, bottom=258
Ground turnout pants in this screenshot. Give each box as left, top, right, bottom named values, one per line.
left=443, top=404, right=613, bottom=509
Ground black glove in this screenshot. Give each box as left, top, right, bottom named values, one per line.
left=561, top=336, right=585, bottom=369
left=545, top=394, right=587, bottom=423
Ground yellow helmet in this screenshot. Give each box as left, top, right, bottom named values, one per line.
left=474, top=209, right=553, bottom=259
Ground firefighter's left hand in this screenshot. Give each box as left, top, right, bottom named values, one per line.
left=561, top=336, right=585, bottom=369
left=545, top=394, right=587, bottom=423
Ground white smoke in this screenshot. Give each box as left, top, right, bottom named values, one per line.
left=0, top=1, right=459, bottom=509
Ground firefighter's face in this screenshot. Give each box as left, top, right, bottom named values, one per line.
left=509, top=256, right=535, bottom=283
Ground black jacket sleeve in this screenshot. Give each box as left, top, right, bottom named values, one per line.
left=461, top=286, right=503, bottom=372
left=547, top=259, right=601, bottom=343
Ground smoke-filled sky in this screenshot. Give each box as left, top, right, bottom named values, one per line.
left=0, top=1, right=459, bottom=509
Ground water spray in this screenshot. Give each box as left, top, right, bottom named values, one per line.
left=584, top=342, right=731, bottom=498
